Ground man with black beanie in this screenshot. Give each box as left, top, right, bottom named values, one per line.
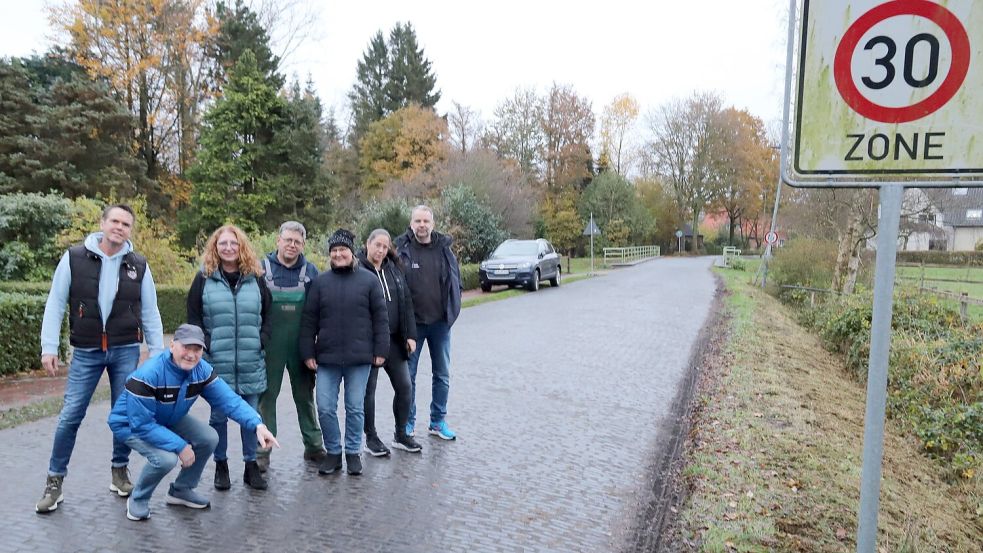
left=300, top=229, right=389, bottom=476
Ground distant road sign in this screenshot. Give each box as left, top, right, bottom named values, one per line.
left=791, top=0, right=982, bottom=182
left=765, top=231, right=779, bottom=245
left=583, top=220, right=600, bottom=236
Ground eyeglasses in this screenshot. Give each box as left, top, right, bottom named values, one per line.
left=280, top=238, right=304, bottom=246
left=217, top=241, right=240, bottom=249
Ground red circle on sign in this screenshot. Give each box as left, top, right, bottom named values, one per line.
left=833, top=0, right=970, bottom=123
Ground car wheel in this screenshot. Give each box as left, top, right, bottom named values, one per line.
left=549, top=267, right=561, bottom=287
left=527, top=270, right=540, bottom=292
left=480, top=282, right=492, bottom=292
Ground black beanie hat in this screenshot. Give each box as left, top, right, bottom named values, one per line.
left=328, top=228, right=356, bottom=254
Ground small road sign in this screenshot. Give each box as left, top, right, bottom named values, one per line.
left=583, top=220, right=600, bottom=236
left=765, top=231, right=779, bottom=245
left=790, top=0, right=982, bottom=183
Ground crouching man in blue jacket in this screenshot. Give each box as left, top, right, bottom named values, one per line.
left=108, top=324, right=279, bottom=521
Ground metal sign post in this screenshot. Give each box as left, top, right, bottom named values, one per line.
left=857, top=185, right=902, bottom=552
left=782, top=1, right=983, bottom=551
left=583, top=213, right=601, bottom=275
left=674, top=229, right=683, bottom=254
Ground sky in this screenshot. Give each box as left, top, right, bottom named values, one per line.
left=1, top=0, right=792, bottom=134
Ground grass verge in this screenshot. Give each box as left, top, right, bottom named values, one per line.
left=663, top=266, right=981, bottom=551
left=0, top=386, right=109, bottom=431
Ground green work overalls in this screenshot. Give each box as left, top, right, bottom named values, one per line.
left=257, top=258, right=324, bottom=455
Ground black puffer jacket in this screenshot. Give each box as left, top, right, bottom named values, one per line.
left=299, top=261, right=389, bottom=367
left=357, top=250, right=417, bottom=360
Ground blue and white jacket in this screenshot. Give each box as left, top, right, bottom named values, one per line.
left=108, top=351, right=263, bottom=453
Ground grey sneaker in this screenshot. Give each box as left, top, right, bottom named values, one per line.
left=165, top=484, right=210, bottom=509
left=126, top=497, right=150, bottom=521
left=35, top=475, right=64, bottom=513
left=110, top=466, right=133, bottom=497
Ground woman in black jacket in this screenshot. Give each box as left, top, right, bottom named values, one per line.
left=358, top=228, right=423, bottom=455
left=300, top=229, right=388, bottom=476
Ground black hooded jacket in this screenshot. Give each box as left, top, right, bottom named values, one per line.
left=357, top=250, right=418, bottom=360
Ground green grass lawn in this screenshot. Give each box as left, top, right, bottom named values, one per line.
left=895, top=264, right=983, bottom=321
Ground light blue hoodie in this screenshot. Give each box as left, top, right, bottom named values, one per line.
left=41, top=232, right=164, bottom=356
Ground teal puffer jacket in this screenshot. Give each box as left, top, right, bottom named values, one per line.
left=202, top=271, right=266, bottom=395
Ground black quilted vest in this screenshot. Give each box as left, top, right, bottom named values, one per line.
left=67, top=245, right=147, bottom=350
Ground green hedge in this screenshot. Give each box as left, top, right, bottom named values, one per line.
left=460, top=263, right=479, bottom=291
left=897, top=250, right=983, bottom=266
left=1, top=281, right=188, bottom=334
left=0, top=292, right=68, bottom=375
left=157, top=285, right=189, bottom=333
left=0, top=281, right=51, bottom=295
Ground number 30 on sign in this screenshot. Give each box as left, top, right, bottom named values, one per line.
left=792, top=0, right=983, bottom=181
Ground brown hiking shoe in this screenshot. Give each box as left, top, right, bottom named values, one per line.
left=303, top=448, right=327, bottom=462
left=36, top=475, right=64, bottom=513
left=110, top=466, right=133, bottom=497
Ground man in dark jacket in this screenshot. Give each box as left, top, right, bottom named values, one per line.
left=256, top=221, right=325, bottom=471
left=108, top=324, right=279, bottom=521
left=300, top=229, right=388, bottom=476
left=394, top=205, right=462, bottom=441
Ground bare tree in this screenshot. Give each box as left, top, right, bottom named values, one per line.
left=248, top=0, right=323, bottom=64
left=484, top=87, right=544, bottom=178
left=599, top=93, right=640, bottom=177
left=447, top=101, right=482, bottom=155
left=646, top=91, right=727, bottom=251
left=539, top=83, right=594, bottom=189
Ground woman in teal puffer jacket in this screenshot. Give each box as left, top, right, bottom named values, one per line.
left=187, top=224, right=272, bottom=491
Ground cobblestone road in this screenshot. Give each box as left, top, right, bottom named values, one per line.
left=0, top=257, right=716, bottom=553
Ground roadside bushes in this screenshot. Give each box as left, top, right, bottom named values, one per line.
left=769, top=238, right=837, bottom=303
left=802, top=290, right=981, bottom=479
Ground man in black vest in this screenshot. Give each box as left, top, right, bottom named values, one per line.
left=35, top=204, right=165, bottom=514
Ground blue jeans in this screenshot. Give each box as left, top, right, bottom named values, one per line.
left=406, top=321, right=451, bottom=427
left=316, top=364, right=370, bottom=455
left=48, top=345, right=140, bottom=476
left=209, top=393, right=260, bottom=462
left=124, top=415, right=218, bottom=501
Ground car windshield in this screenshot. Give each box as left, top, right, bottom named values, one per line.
left=490, top=241, right=538, bottom=258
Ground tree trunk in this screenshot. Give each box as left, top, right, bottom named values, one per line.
left=691, top=208, right=700, bottom=253
left=843, top=237, right=863, bottom=294
left=833, top=210, right=862, bottom=293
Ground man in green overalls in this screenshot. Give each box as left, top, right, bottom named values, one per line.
left=257, top=222, right=326, bottom=470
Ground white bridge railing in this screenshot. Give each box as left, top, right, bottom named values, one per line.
left=602, top=245, right=660, bottom=266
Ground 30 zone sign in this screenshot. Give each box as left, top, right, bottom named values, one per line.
left=792, top=0, right=983, bottom=182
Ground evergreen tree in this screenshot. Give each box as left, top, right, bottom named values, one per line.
left=271, top=78, right=332, bottom=232
left=348, top=31, right=389, bottom=144
left=348, top=23, right=440, bottom=144
left=213, top=0, right=284, bottom=90
left=0, top=54, right=148, bottom=200
left=182, top=50, right=285, bottom=242
left=385, top=23, right=440, bottom=111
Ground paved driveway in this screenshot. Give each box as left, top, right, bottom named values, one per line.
left=0, top=257, right=716, bottom=553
